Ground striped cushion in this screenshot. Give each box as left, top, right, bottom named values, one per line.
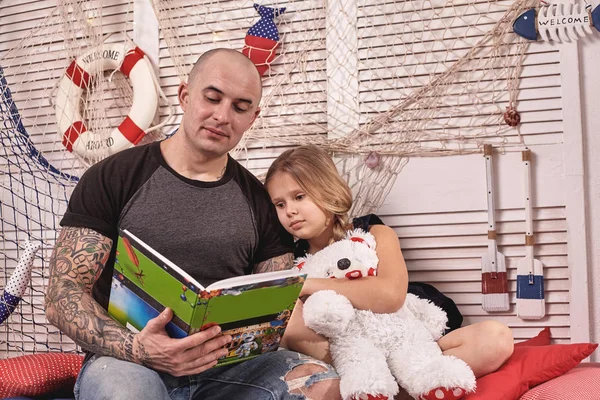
left=519, top=365, right=600, bottom=400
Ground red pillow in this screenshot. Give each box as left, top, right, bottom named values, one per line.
left=464, top=343, right=598, bottom=400
left=514, top=327, right=551, bottom=348
left=0, top=353, right=84, bottom=397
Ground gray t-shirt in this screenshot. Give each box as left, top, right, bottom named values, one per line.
left=61, top=141, right=293, bottom=309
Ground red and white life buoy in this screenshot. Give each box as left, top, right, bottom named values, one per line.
left=55, top=42, right=158, bottom=159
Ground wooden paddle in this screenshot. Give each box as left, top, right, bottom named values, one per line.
left=481, top=145, right=509, bottom=312
left=516, top=149, right=545, bottom=319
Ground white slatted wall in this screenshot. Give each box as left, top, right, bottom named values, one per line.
left=239, top=0, right=574, bottom=344
left=380, top=149, right=571, bottom=343
left=0, top=0, right=136, bottom=357
left=0, top=0, right=588, bottom=358
left=155, top=0, right=329, bottom=142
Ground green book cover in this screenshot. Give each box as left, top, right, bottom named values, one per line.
left=107, top=229, right=306, bottom=367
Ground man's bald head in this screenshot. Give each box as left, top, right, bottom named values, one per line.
left=188, top=48, right=262, bottom=100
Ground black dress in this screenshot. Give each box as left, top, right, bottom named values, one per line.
left=294, top=213, right=463, bottom=334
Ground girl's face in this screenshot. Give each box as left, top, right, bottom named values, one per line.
left=267, top=172, right=332, bottom=242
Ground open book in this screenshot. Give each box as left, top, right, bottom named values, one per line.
left=107, top=229, right=306, bottom=367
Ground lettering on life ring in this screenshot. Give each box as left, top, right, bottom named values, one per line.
left=55, top=42, right=158, bottom=159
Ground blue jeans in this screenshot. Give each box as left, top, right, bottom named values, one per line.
left=74, top=350, right=339, bottom=400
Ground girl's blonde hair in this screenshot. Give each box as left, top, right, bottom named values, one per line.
left=265, top=145, right=353, bottom=243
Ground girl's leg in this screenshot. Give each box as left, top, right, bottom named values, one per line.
left=437, top=320, right=514, bottom=378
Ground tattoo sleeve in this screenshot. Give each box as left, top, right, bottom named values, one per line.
left=45, top=227, right=140, bottom=363
left=253, top=253, right=294, bottom=274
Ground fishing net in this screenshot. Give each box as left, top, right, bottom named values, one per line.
left=1, top=0, right=537, bottom=356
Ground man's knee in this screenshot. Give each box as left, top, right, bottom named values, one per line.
left=78, top=357, right=169, bottom=400
left=285, top=363, right=341, bottom=400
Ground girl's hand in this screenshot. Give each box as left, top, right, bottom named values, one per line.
left=299, top=278, right=315, bottom=297
left=280, top=299, right=332, bottom=363
left=300, top=277, right=336, bottom=297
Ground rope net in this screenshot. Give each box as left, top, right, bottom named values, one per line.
left=1, top=65, right=78, bottom=356
left=154, top=0, right=537, bottom=215
left=0, top=0, right=170, bottom=357
left=1, top=0, right=537, bottom=356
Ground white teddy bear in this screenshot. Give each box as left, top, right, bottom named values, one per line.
left=296, top=228, right=476, bottom=400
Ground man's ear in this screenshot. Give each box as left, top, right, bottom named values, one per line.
left=178, top=81, right=189, bottom=112
left=249, top=106, right=261, bottom=126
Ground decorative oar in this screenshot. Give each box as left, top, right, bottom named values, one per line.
left=1, top=240, right=42, bottom=324
left=481, top=145, right=509, bottom=312
left=517, top=149, right=546, bottom=319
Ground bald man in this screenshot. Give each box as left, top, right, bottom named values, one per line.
left=46, top=49, right=342, bottom=399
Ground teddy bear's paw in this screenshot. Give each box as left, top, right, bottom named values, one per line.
left=351, top=393, right=390, bottom=400
left=303, top=290, right=355, bottom=335
left=417, top=387, right=465, bottom=400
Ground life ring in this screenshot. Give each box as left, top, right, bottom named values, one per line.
left=55, top=42, right=158, bottom=159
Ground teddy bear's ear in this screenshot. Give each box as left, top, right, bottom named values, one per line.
left=346, top=228, right=377, bottom=250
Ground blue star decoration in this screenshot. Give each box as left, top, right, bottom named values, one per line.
left=248, top=4, right=286, bottom=41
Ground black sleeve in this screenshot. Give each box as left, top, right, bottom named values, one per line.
left=60, top=159, right=121, bottom=239
left=253, top=187, right=294, bottom=262
left=352, top=214, right=385, bottom=231
left=60, top=143, right=160, bottom=239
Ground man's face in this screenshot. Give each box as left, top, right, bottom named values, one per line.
left=178, top=54, right=261, bottom=157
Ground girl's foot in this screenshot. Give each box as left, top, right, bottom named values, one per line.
left=419, top=387, right=465, bottom=400
left=352, top=394, right=390, bottom=400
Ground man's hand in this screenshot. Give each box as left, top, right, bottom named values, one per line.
left=133, top=308, right=232, bottom=376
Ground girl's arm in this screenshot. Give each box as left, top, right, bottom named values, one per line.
left=300, top=224, right=409, bottom=313
left=281, top=224, right=408, bottom=360
left=280, top=299, right=332, bottom=363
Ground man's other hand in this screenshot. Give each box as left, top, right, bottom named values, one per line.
left=133, top=308, right=232, bottom=376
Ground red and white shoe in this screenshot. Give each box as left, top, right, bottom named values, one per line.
left=418, top=387, right=466, bottom=400
left=351, top=394, right=390, bottom=400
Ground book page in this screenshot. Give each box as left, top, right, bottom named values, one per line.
left=122, top=229, right=205, bottom=291
left=205, top=268, right=304, bottom=291
left=197, top=273, right=306, bottom=367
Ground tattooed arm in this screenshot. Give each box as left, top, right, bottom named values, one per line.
left=45, top=227, right=231, bottom=376
left=253, top=253, right=294, bottom=274
left=45, top=227, right=144, bottom=362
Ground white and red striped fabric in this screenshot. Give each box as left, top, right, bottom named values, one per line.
left=55, top=42, right=158, bottom=159
left=0, top=353, right=84, bottom=397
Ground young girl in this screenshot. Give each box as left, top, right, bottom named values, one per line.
left=265, top=145, right=514, bottom=399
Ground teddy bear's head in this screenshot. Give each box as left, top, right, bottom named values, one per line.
left=295, top=228, right=379, bottom=280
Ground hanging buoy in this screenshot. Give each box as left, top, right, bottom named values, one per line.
left=365, top=152, right=381, bottom=169
left=242, top=4, right=286, bottom=76
left=55, top=42, right=158, bottom=159
left=503, top=106, right=521, bottom=127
